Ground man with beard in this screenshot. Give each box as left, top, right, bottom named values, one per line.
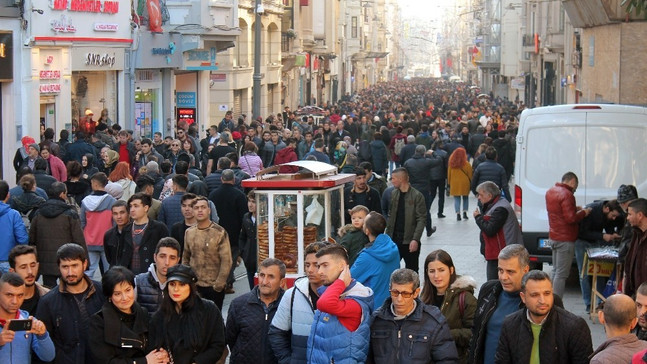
left=8, top=245, right=49, bottom=314
left=36, top=243, right=106, bottom=364
left=494, top=270, right=592, bottom=364
left=634, top=281, right=647, bottom=340
left=344, top=167, right=382, bottom=223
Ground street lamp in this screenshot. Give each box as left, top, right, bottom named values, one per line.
left=252, top=0, right=263, bottom=121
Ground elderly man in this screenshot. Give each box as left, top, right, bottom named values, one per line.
left=369, top=268, right=458, bottom=363
left=473, top=181, right=522, bottom=280
left=398, top=135, right=417, bottom=166
left=495, top=270, right=592, bottom=364
left=590, top=294, right=647, bottom=364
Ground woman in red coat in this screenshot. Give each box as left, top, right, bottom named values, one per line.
left=41, top=145, right=68, bottom=182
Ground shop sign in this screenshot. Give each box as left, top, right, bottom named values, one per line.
left=184, top=47, right=218, bottom=71
left=176, top=92, right=196, bottom=108
left=177, top=108, right=196, bottom=125
left=40, top=84, right=61, bottom=93
left=0, top=31, right=13, bottom=82
left=40, top=70, right=61, bottom=79
left=152, top=42, right=176, bottom=55
left=210, top=73, right=226, bottom=83
left=51, top=14, right=77, bottom=33
left=94, top=23, right=118, bottom=32
left=52, top=0, right=120, bottom=14
left=86, top=52, right=116, bottom=67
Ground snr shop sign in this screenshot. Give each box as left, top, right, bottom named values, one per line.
left=85, top=52, right=116, bottom=67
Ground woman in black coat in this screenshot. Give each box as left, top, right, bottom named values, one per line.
left=89, top=266, right=169, bottom=364
left=148, top=265, right=226, bottom=364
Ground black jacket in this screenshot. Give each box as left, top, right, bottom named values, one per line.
left=135, top=268, right=164, bottom=318
left=112, top=141, right=137, bottom=168
left=404, top=155, right=434, bottom=193
left=113, top=220, right=169, bottom=274
left=66, top=140, right=97, bottom=164
left=209, top=183, right=248, bottom=251
left=33, top=170, right=57, bottom=196
left=344, top=185, right=383, bottom=222
left=29, top=198, right=86, bottom=276
left=468, top=280, right=564, bottom=364
left=36, top=277, right=106, bottom=364
left=368, top=298, right=459, bottom=364
left=89, top=302, right=150, bottom=364
left=494, top=306, right=593, bottom=364
left=226, top=286, right=284, bottom=364
left=470, top=159, right=511, bottom=201
left=239, top=212, right=257, bottom=272
left=399, top=143, right=417, bottom=166
left=578, top=200, right=624, bottom=243
left=148, top=298, right=226, bottom=364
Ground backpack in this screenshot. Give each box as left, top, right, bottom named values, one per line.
left=358, top=140, right=371, bottom=162
left=394, top=137, right=405, bottom=156
left=20, top=209, right=37, bottom=232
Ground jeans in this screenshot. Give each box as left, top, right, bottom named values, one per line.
left=453, top=196, right=469, bottom=213
left=551, top=240, right=575, bottom=298
left=430, top=179, right=445, bottom=215
left=86, top=246, right=109, bottom=279
left=389, top=161, right=401, bottom=176
left=575, top=239, right=607, bottom=308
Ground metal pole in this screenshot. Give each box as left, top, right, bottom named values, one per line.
left=252, top=0, right=262, bottom=120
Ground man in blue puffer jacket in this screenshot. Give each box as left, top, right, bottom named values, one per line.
left=351, top=211, right=400, bottom=309
left=307, top=245, right=374, bottom=364
left=0, top=180, right=29, bottom=274
left=269, top=241, right=328, bottom=364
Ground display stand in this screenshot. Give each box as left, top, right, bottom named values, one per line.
left=584, top=247, right=619, bottom=322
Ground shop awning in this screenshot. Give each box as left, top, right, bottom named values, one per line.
left=364, top=52, right=389, bottom=59
left=173, top=24, right=240, bottom=52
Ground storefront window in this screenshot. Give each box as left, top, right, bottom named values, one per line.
left=134, top=88, right=159, bottom=139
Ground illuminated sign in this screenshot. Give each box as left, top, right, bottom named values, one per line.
left=51, top=0, right=120, bottom=14
left=94, top=23, right=118, bottom=32
left=40, top=84, right=61, bottom=93
left=177, top=108, right=196, bottom=125
left=0, top=31, right=13, bottom=82
left=40, top=70, right=61, bottom=79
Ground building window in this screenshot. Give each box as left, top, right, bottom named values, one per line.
left=352, top=17, right=357, bottom=38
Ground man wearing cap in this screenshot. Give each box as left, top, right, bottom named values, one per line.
left=19, top=143, right=41, bottom=172
left=344, top=166, right=382, bottom=223
left=183, top=196, right=232, bottom=310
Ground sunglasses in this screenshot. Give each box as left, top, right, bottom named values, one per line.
left=389, top=289, right=415, bottom=298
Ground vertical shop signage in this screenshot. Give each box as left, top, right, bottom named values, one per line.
left=0, top=31, right=13, bottom=82
left=177, top=108, right=196, bottom=125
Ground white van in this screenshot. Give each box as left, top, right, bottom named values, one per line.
left=514, top=104, right=647, bottom=268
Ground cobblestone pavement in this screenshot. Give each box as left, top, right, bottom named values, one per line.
left=224, top=193, right=608, bottom=350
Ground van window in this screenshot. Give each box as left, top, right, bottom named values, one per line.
left=585, top=125, right=647, bottom=201
left=524, top=125, right=585, bottom=187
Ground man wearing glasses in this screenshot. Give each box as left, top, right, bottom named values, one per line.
left=368, top=268, right=458, bottom=363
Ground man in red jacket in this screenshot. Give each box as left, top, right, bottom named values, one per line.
left=545, top=172, right=590, bottom=298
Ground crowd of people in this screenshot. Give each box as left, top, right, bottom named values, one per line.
left=1, top=78, right=647, bottom=363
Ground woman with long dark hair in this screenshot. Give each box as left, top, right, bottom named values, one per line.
left=420, top=249, right=477, bottom=364
left=447, top=148, right=472, bottom=221
left=90, top=266, right=169, bottom=364
left=148, top=265, right=226, bottom=364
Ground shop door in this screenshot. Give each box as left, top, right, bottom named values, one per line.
left=43, top=103, right=56, bottom=131
left=233, top=90, right=242, bottom=116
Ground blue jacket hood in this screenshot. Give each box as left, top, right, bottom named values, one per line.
left=364, top=234, right=400, bottom=263
left=0, top=202, right=10, bottom=216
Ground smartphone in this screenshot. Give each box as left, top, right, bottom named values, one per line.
left=7, top=319, right=32, bottom=331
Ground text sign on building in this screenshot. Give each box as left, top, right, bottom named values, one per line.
left=184, top=47, right=218, bottom=71
left=51, top=0, right=120, bottom=14
left=176, top=92, right=196, bottom=108
left=40, top=70, right=61, bottom=79
left=94, top=23, right=118, bottom=31
left=40, top=84, right=61, bottom=93
left=177, top=108, right=196, bottom=125
left=0, top=31, right=13, bottom=82
left=85, top=52, right=116, bottom=67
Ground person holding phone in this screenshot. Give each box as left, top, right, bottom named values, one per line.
left=0, top=272, right=55, bottom=363
left=148, top=265, right=226, bottom=364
